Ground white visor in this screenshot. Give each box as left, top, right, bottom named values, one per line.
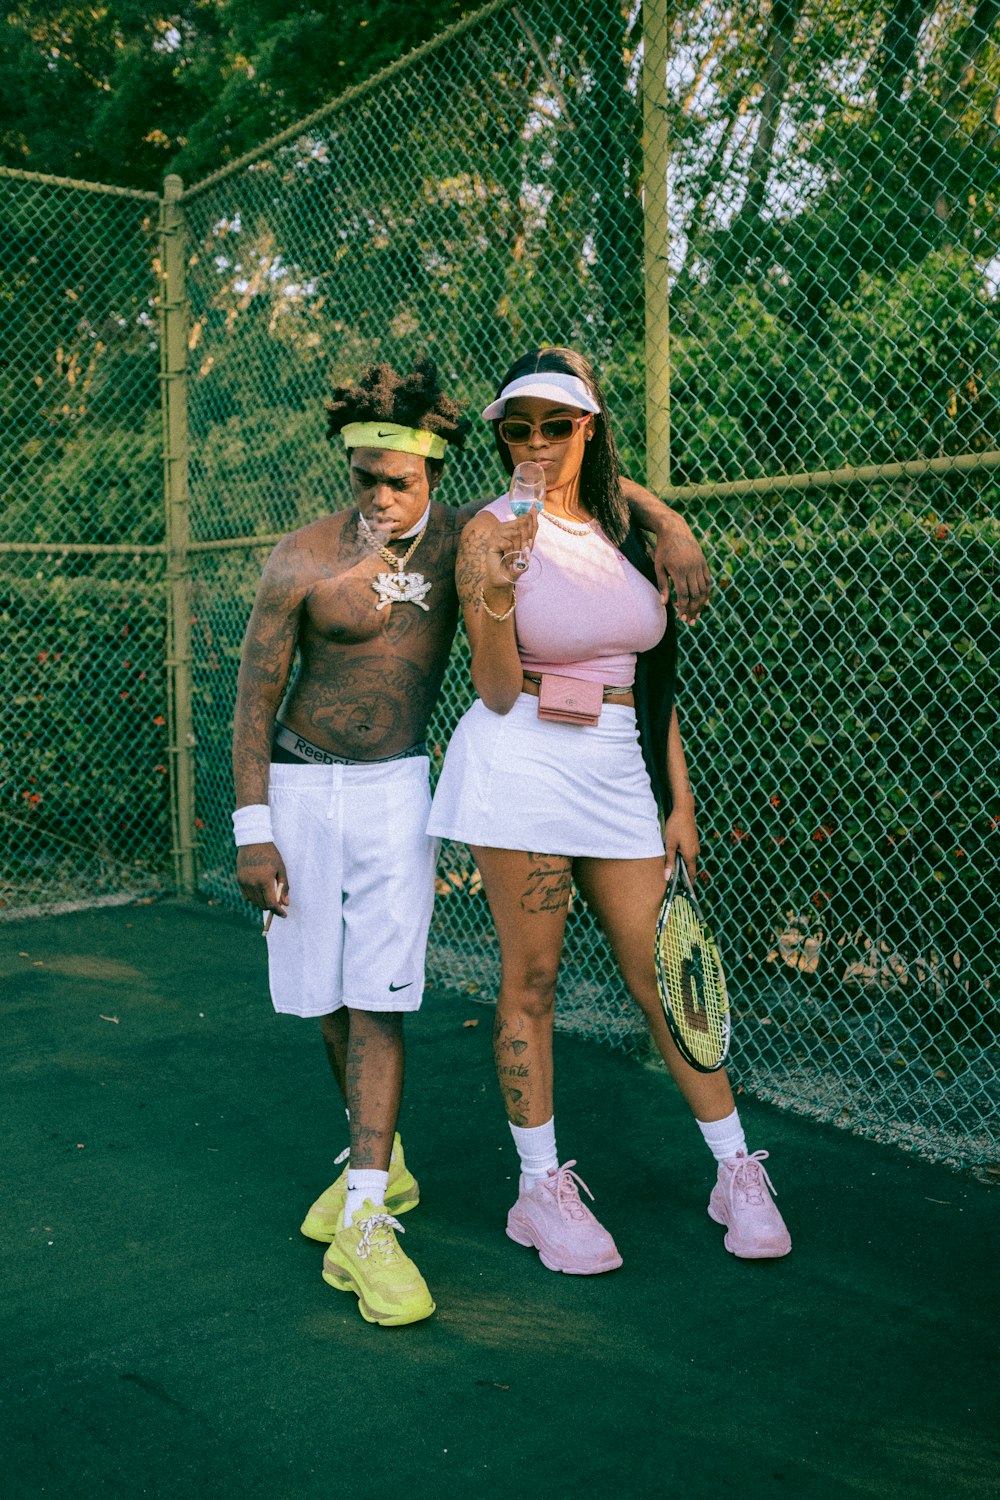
left=482, top=371, right=601, bottom=421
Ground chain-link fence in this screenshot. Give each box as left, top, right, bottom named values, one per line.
left=0, top=172, right=170, bottom=912
left=2, top=0, right=997, bottom=1166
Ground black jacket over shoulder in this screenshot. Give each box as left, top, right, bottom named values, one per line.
left=620, top=524, right=678, bottom=815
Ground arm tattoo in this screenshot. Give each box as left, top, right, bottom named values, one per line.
left=455, top=524, right=492, bottom=609
left=232, top=544, right=303, bottom=803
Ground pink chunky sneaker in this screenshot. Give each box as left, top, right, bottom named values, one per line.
left=708, top=1150, right=792, bottom=1259
left=506, top=1161, right=623, bottom=1275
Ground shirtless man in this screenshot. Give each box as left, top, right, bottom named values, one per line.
left=231, top=360, right=711, bottom=1326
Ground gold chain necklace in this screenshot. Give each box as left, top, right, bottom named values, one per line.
left=357, top=511, right=432, bottom=612
left=357, top=511, right=428, bottom=569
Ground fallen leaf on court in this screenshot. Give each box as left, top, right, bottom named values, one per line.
left=19, top=951, right=29, bottom=957
left=463, top=1019, right=479, bottom=1028
left=99, top=1014, right=120, bottom=1024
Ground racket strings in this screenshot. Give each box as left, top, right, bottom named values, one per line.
left=656, top=892, right=729, bottom=1070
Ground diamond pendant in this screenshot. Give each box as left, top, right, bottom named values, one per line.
left=371, top=569, right=432, bottom=611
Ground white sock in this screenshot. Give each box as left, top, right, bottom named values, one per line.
left=343, top=1169, right=388, bottom=1228
left=697, top=1108, right=747, bottom=1163
left=509, top=1116, right=558, bottom=1191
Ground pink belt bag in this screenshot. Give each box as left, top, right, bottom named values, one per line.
left=527, top=673, right=635, bottom=727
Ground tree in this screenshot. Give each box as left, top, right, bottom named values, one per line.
left=0, top=1, right=488, bottom=191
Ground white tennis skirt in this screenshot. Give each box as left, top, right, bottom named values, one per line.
left=427, top=694, right=664, bottom=859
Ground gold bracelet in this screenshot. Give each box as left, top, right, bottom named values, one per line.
left=479, top=586, right=516, bottom=622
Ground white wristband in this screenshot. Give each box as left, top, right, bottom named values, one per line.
left=232, top=804, right=274, bottom=847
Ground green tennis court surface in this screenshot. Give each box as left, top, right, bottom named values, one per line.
left=3, top=901, right=996, bottom=1499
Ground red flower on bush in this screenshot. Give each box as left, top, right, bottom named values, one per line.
left=752, top=664, right=767, bottom=679
left=810, top=890, right=832, bottom=908
left=812, top=823, right=836, bottom=841
left=730, top=825, right=749, bottom=843
left=195, top=818, right=206, bottom=830
left=769, top=793, right=781, bottom=807
left=152, top=714, right=166, bottom=726
left=934, top=524, right=949, bottom=540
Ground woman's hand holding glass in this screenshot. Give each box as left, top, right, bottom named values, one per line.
left=499, top=461, right=546, bottom=582
left=486, top=508, right=540, bottom=591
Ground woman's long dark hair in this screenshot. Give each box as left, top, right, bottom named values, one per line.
left=490, top=347, right=630, bottom=547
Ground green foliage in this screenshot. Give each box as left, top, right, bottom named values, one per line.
left=1, top=569, right=171, bottom=886
left=0, top=1, right=490, bottom=191
left=685, top=489, right=999, bottom=1041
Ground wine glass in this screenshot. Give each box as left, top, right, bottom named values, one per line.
left=501, top=461, right=546, bottom=580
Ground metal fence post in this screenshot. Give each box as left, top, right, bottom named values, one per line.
left=159, top=173, right=197, bottom=895
left=642, top=0, right=671, bottom=493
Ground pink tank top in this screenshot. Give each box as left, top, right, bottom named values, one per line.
left=483, top=496, right=666, bottom=688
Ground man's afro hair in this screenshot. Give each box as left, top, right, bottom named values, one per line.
left=325, top=359, right=470, bottom=450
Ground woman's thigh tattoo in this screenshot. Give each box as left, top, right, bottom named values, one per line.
left=520, top=852, right=572, bottom=915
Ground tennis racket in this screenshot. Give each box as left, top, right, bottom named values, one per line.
left=655, top=855, right=730, bottom=1072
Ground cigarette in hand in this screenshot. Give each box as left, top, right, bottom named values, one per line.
left=262, top=880, right=286, bottom=935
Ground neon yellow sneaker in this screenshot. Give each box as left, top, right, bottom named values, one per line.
left=300, top=1133, right=419, bottom=1243
left=322, top=1202, right=435, bottom=1326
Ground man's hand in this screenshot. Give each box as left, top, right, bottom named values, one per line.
left=237, top=843, right=290, bottom=919
left=652, top=528, right=712, bottom=625
left=619, top=477, right=712, bottom=624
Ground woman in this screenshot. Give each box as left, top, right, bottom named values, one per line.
left=428, top=347, right=791, bottom=1273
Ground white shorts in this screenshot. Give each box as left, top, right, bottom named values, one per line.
left=264, top=757, right=438, bottom=1018
left=427, top=694, right=665, bottom=859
